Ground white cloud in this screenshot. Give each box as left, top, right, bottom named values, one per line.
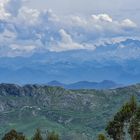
left=50, top=29, right=84, bottom=52
left=0, top=0, right=11, bottom=19
left=17, top=7, right=40, bottom=25
left=50, top=29, right=96, bottom=52
left=69, top=16, right=87, bottom=27
left=0, top=0, right=138, bottom=57
left=5, top=0, right=22, bottom=16
left=0, top=0, right=26, bottom=19
left=121, top=19, right=137, bottom=28
left=59, top=29, right=73, bottom=43
left=91, top=14, right=113, bottom=22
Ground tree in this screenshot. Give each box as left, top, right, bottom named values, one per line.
left=47, top=131, right=60, bottom=140
left=2, top=129, right=26, bottom=140
left=32, top=129, right=43, bottom=140
left=129, top=107, right=140, bottom=140
left=106, top=96, right=137, bottom=140
left=98, top=134, right=107, bottom=140
left=106, top=120, right=124, bottom=140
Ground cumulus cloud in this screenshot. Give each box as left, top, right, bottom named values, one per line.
left=5, top=0, right=22, bottom=16
left=0, top=0, right=10, bottom=19
left=0, top=0, right=26, bottom=19
left=50, top=29, right=84, bottom=52
left=0, top=0, right=138, bottom=57
left=17, top=7, right=40, bottom=25
left=121, top=19, right=137, bottom=28
left=91, top=14, right=113, bottom=22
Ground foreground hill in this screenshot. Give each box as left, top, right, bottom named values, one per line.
left=0, top=83, right=140, bottom=139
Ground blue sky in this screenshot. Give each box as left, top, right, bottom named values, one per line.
left=0, top=0, right=139, bottom=57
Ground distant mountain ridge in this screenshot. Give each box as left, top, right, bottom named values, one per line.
left=0, top=38, right=140, bottom=84
left=47, top=80, right=122, bottom=89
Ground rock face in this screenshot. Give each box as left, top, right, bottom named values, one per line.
left=0, top=83, right=140, bottom=139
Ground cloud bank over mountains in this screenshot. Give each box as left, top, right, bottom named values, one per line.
left=0, top=0, right=139, bottom=57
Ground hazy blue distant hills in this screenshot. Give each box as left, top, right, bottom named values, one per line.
left=48, top=80, right=66, bottom=87
left=0, top=38, right=140, bottom=84
left=47, top=80, right=122, bottom=89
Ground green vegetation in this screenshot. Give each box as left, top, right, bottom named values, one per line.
left=47, top=131, right=60, bottom=140
left=104, top=96, right=140, bottom=140
left=32, top=129, right=43, bottom=140
left=2, top=129, right=26, bottom=140
left=2, top=96, right=140, bottom=140
left=2, top=129, right=60, bottom=140
left=97, top=134, right=107, bottom=140
left=1, top=84, right=140, bottom=139
left=106, top=96, right=137, bottom=140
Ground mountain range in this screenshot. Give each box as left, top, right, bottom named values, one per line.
left=47, top=80, right=121, bottom=89
left=0, top=38, right=140, bottom=85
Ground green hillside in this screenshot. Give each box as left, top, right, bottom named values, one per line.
left=0, top=84, right=140, bottom=140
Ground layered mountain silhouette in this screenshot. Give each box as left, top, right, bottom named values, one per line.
left=0, top=38, right=140, bottom=85
left=47, top=80, right=122, bottom=89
